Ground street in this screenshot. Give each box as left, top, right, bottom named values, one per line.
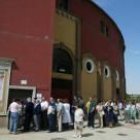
left=0, top=121, right=140, bottom=140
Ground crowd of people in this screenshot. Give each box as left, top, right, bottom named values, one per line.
left=8, top=96, right=140, bottom=138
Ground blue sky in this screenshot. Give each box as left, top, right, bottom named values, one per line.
left=93, top=0, right=140, bottom=94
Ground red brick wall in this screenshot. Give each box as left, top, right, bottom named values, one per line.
left=69, top=0, right=125, bottom=74
left=0, top=0, right=56, bottom=99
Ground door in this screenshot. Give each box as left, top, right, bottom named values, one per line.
left=8, top=88, right=34, bottom=107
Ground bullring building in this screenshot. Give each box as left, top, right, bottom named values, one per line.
left=0, top=0, right=126, bottom=126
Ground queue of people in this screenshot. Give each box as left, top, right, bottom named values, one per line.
left=8, top=97, right=73, bottom=134
left=86, top=98, right=119, bottom=129
left=124, top=101, right=140, bottom=124
left=8, top=96, right=140, bottom=138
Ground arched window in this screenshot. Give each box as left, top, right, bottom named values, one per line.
left=57, top=0, right=69, bottom=11
left=116, top=70, right=120, bottom=81
left=104, top=65, right=110, bottom=78
left=53, top=47, right=73, bottom=74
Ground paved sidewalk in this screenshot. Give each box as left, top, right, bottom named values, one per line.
left=0, top=122, right=140, bottom=140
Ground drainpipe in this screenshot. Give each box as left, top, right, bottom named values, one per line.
left=73, top=18, right=81, bottom=98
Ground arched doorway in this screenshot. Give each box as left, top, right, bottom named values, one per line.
left=52, top=46, right=73, bottom=102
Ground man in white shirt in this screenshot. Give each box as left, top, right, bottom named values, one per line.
left=9, top=99, right=21, bottom=134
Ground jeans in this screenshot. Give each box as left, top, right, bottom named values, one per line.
left=9, top=112, right=19, bottom=133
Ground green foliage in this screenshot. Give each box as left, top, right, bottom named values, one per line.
left=126, top=94, right=140, bottom=102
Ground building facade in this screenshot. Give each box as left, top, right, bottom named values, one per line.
left=0, top=0, right=56, bottom=126
left=55, top=0, right=126, bottom=102
left=0, top=0, right=126, bottom=126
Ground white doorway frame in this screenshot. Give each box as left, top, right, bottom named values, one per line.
left=8, top=85, right=36, bottom=102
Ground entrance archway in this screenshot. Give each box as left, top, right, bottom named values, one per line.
left=53, top=47, right=73, bottom=74
left=52, top=46, right=73, bottom=102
